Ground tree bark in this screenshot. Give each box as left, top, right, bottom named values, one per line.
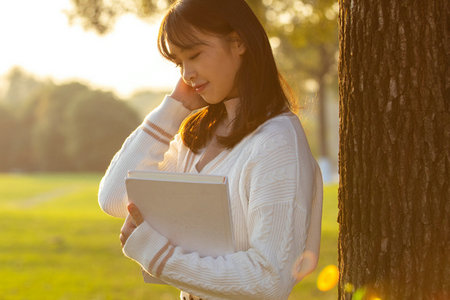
left=338, top=1, right=449, bottom=299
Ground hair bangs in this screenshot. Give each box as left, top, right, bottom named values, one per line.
left=158, top=12, right=206, bottom=62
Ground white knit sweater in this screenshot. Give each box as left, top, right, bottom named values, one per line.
left=98, top=96, right=323, bottom=300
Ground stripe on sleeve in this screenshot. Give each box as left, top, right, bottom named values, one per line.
left=145, top=120, right=173, bottom=139
left=148, top=241, right=171, bottom=273
left=156, top=245, right=175, bottom=277
left=142, top=126, right=170, bottom=146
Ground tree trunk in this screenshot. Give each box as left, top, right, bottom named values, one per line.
left=337, top=1, right=449, bottom=299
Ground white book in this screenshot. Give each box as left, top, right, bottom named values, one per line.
left=125, top=170, right=235, bottom=284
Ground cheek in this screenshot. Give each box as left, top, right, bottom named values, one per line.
left=217, top=55, right=241, bottom=81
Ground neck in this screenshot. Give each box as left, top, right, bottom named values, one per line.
left=223, top=97, right=239, bottom=126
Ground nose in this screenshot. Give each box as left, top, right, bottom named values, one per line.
left=181, top=63, right=196, bottom=85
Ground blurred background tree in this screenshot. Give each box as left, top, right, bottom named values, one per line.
left=31, top=83, right=90, bottom=171
left=9, top=89, right=42, bottom=171
left=1, top=67, right=47, bottom=108
left=64, top=89, right=140, bottom=171
left=0, top=105, right=17, bottom=171
left=0, top=72, right=140, bottom=172
left=65, top=0, right=339, bottom=180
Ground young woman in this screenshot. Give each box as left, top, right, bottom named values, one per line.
left=98, top=0, right=323, bottom=299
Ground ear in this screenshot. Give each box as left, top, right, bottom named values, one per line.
left=228, top=31, right=246, bottom=56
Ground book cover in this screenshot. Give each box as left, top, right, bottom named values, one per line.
left=125, top=170, right=235, bottom=284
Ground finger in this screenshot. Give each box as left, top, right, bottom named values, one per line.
left=120, top=223, right=136, bottom=247
left=120, top=223, right=134, bottom=238
left=120, top=216, right=137, bottom=247
left=127, top=203, right=144, bottom=225
left=122, top=214, right=137, bottom=231
left=124, top=213, right=137, bottom=227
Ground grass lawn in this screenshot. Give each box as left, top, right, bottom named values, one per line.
left=0, top=173, right=338, bottom=299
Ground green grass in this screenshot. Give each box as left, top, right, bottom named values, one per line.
left=0, top=173, right=338, bottom=299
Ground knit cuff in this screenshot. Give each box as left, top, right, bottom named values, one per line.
left=144, top=95, right=192, bottom=137
left=123, top=222, right=172, bottom=276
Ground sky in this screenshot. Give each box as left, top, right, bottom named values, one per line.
left=0, top=0, right=179, bottom=97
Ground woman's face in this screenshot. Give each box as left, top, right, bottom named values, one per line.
left=168, top=29, right=245, bottom=104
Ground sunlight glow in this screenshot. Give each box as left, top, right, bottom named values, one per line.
left=317, top=264, right=339, bottom=291
left=0, top=0, right=178, bottom=97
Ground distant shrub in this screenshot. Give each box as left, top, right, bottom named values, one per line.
left=6, top=81, right=140, bottom=172
left=64, top=89, right=140, bottom=172
left=0, top=105, right=17, bottom=171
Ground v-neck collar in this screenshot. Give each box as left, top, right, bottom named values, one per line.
left=193, top=147, right=229, bottom=174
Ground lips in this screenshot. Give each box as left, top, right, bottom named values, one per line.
left=193, top=82, right=208, bottom=93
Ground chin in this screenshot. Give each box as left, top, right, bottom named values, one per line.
left=201, top=95, right=221, bottom=105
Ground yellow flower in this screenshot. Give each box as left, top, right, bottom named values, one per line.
left=317, top=265, right=339, bottom=291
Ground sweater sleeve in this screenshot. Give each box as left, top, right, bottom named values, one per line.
left=98, top=96, right=192, bottom=218
left=122, top=123, right=319, bottom=300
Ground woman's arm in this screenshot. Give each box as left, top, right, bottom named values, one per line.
left=122, top=123, right=321, bottom=300
left=98, top=95, right=192, bottom=218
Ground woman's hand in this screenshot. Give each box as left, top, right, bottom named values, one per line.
left=120, top=203, right=144, bottom=247
left=170, top=78, right=208, bottom=110
left=291, top=250, right=318, bottom=283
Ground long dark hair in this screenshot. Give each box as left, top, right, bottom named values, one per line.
left=158, top=0, right=296, bottom=152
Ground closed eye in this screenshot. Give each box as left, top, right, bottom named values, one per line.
left=173, top=52, right=200, bottom=68
left=189, top=52, right=200, bottom=60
